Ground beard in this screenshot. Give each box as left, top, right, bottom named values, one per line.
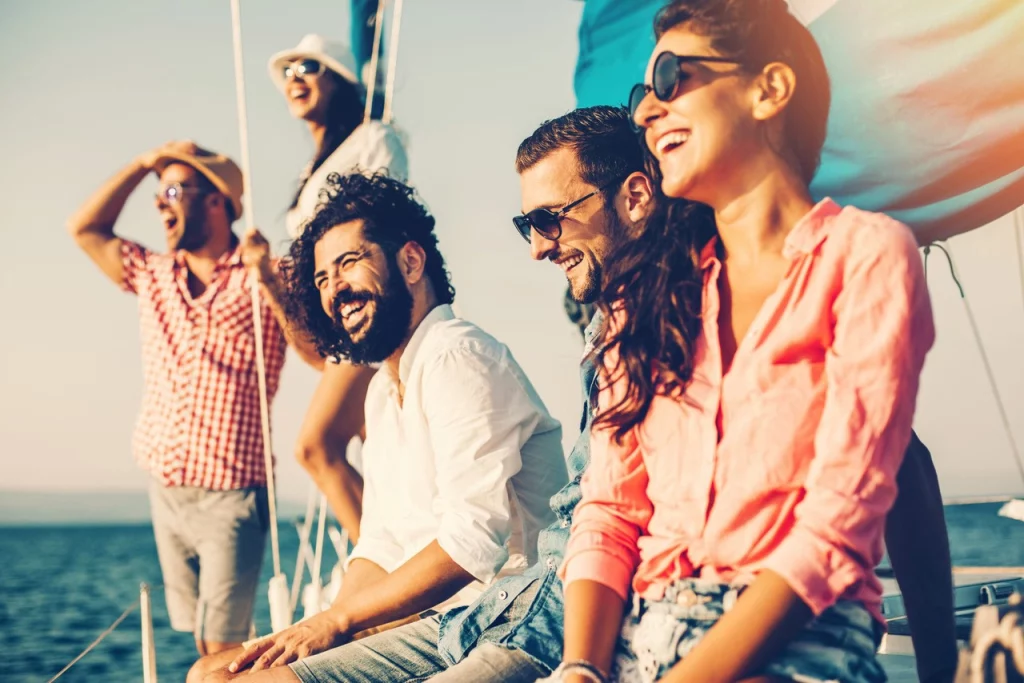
left=328, top=260, right=414, bottom=365
left=171, top=201, right=211, bottom=252
left=569, top=254, right=602, bottom=304
left=569, top=205, right=629, bottom=304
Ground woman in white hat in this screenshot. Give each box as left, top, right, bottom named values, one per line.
left=269, top=33, right=409, bottom=545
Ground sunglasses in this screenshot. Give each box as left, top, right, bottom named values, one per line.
left=628, top=52, right=743, bottom=126
left=512, top=179, right=622, bottom=243
left=155, top=183, right=207, bottom=205
left=283, top=58, right=325, bottom=81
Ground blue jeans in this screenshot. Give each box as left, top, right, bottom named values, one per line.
left=601, top=579, right=887, bottom=683
left=291, top=614, right=547, bottom=682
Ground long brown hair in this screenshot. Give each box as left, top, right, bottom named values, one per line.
left=591, top=153, right=716, bottom=442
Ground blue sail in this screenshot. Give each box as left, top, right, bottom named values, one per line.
left=350, top=0, right=386, bottom=119
left=573, top=0, right=1024, bottom=241
left=350, top=0, right=379, bottom=77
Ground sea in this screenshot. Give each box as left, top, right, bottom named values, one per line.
left=4, top=502, right=1024, bottom=683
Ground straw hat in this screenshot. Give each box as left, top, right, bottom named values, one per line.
left=268, top=34, right=360, bottom=92
left=152, top=146, right=245, bottom=221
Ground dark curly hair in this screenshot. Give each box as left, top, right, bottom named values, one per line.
left=655, top=0, right=831, bottom=184
left=592, top=152, right=716, bottom=442
left=282, top=171, right=455, bottom=359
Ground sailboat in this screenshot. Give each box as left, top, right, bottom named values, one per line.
left=45, top=0, right=1024, bottom=681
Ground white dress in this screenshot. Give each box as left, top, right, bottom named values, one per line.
left=285, top=119, right=409, bottom=238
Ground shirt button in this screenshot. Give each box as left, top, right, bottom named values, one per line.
left=498, top=590, right=508, bottom=601
left=546, top=558, right=557, bottom=570
left=560, top=519, right=569, bottom=528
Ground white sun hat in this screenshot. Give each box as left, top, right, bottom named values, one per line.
left=268, top=34, right=361, bottom=92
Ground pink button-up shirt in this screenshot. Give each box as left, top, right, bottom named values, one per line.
left=561, top=199, right=935, bottom=621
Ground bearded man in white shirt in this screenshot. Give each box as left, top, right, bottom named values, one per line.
left=189, top=171, right=567, bottom=683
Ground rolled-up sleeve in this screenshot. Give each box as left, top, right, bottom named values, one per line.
left=120, top=239, right=150, bottom=294
left=423, top=346, right=540, bottom=583
left=560, top=345, right=652, bottom=601
left=761, top=219, right=935, bottom=615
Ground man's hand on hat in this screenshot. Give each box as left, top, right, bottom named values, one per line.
left=137, top=139, right=200, bottom=171
left=241, top=228, right=274, bottom=283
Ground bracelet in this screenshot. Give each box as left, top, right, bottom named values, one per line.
left=550, top=659, right=608, bottom=683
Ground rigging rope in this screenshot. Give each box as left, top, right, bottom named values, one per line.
left=46, top=585, right=164, bottom=683
left=382, top=0, right=406, bottom=124
left=969, top=597, right=1024, bottom=683
left=924, top=242, right=1024, bottom=488
left=363, top=0, right=388, bottom=123
left=228, top=0, right=282, bottom=580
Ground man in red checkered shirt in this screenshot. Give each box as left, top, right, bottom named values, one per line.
left=68, top=140, right=289, bottom=657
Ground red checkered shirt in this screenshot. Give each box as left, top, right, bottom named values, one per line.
left=121, top=239, right=287, bottom=490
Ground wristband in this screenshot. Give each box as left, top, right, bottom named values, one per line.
left=550, top=659, right=608, bottom=683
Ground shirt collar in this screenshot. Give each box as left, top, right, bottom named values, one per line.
left=394, top=303, right=456, bottom=387
left=781, top=197, right=841, bottom=259
left=698, top=197, right=842, bottom=268
left=173, top=235, right=243, bottom=271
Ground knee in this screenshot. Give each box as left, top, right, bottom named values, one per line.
left=186, top=656, right=219, bottom=683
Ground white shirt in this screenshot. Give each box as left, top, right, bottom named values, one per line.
left=348, top=305, right=567, bottom=606
left=286, top=119, right=409, bottom=238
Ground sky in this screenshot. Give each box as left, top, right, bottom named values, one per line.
left=1, top=0, right=1023, bottom=506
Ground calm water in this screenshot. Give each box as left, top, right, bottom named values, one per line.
left=1, top=523, right=338, bottom=682
left=3, top=503, right=1024, bottom=682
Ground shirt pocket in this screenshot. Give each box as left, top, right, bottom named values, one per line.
left=212, top=289, right=256, bottom=340
left=208, top=289, right=258, bottom=370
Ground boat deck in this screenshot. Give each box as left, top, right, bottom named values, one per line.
left=876, top=568, right=1024, bottom=682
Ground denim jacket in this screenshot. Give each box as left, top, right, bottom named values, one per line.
left=437, top=314, right=603, bottom=673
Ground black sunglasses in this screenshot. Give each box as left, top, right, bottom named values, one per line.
left=513, top=179, right=622, bottom=243
left=628, top=51, right=742, bottom=126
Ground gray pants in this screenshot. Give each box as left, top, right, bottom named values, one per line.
left=149, top=481, right=268, bottom=643
left=290, top=615, right=545, bottom=683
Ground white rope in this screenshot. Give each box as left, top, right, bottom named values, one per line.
left=289, top=485, right=320, bottom=613
left=229, top=0, right=282, bottom=579
left=47, top=587, right=162, bottom=682
left=312, top=493, right=329, bottom=594
left=925, top=243, right=1024, bottom=488
left=970, top=606, right=1024, bottom=683
left=363, top=0, right=388, bottom=123
left=382, top=0, right=406, bottom=124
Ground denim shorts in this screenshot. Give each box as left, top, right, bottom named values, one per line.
left=612, top=579, right=887, bottom=683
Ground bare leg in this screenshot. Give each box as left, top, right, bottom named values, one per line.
left=885, top=431, right=957, bottom=683
left=198, top=641, right=244, bottom=656
left=294, top=362, right=375, bottom=543
left=187, top=647, right=245, bottom=683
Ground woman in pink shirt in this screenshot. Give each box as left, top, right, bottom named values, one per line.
left=547, top=1, right=936, bottom=682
